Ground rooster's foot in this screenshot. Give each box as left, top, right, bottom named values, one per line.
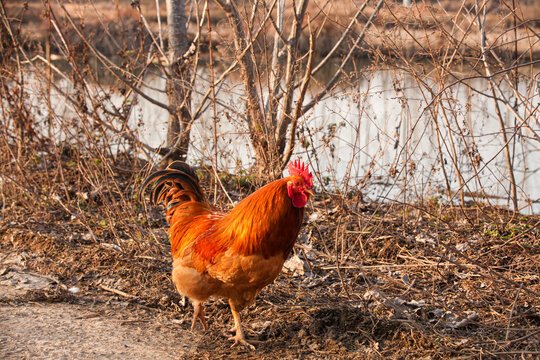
left=228, top=334, right=256, bottom=350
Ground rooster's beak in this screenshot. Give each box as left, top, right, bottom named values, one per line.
left=305, top=189, right=315, bottom=197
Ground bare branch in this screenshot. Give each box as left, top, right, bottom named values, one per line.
left=57, top=4, right=173, bottom=112
left=302, top=0, right=384, bottom=114
left=281, top=22, right=315, bottom=167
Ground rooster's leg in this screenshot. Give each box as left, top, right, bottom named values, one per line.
left=191, top=301, right=208, bottom=331
left=227, top=299, right=255, bottom=350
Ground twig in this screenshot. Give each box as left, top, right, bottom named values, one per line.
left=99, top=284, right=136, bottom=298
left=505, top=283, right=523, bottom=341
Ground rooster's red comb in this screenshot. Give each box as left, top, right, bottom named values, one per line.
left=288, top=160, right=313, bottom=189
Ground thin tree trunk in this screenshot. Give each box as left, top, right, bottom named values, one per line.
left=476, top=0, right=518, bottom=210
left=166, top=0, right=192, bottom=163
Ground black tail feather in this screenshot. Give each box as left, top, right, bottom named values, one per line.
left=140, top=161, right=205, bottom=206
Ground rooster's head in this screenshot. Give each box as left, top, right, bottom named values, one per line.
left=286, top=160, right=314, bottom=208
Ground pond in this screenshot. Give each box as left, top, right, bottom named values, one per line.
left=131, top=68, right=540, bottom=214
left=13, top=63, right=539, bottom=214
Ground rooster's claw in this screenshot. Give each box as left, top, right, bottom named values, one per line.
left=228, top=335, right=256, bottom=350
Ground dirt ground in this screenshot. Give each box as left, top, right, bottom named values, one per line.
left=0, top=151, right=538, bottom=359
left=2, top=0, right=539, bottom=357
left=1, top=196, right=539, bottom=359
left=0, top=232, right=379, bottom=360
left=0, top=246, right=374, bottom=360
left=0, top=251, right=192, bottom=360
left=0, top=303, right=191, bottom=359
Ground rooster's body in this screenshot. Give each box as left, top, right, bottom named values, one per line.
left=142, top=161, right=313, bottom=349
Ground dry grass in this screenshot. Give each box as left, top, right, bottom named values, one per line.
left=5, top=0, right=539, bottom=61
left=1, top=153, right=538, bottom=358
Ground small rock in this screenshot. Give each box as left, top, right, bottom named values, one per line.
left=406, top=299, right=425, bottom=307
left=1, top=271, right=53, bottom=290
left=402, top=274, right=410, bottom=285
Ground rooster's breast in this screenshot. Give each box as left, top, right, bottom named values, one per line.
left=208, top=248, right=286, bottom=293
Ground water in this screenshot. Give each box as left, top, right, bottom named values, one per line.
left=14, top=67, right=540, bottom=213
left=131, top=69, right=540, bottom=213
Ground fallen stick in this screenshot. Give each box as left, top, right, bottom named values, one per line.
left=99, top=284, right=135, bottom=298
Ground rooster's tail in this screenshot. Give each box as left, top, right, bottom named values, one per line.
left=141, top=161, right=206, bottom=214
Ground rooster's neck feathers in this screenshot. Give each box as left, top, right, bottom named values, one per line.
left=193, top=178, right=304, bottom=262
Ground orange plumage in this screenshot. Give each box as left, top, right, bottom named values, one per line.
left=141, top=160, right=313, bottom=349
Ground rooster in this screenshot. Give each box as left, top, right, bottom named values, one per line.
left=141, top=160, right=313, bottom=349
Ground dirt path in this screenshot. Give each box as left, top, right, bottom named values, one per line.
left=0, top=252, right=198, bottom=360
left=0, top=302, right=194, bottom=360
